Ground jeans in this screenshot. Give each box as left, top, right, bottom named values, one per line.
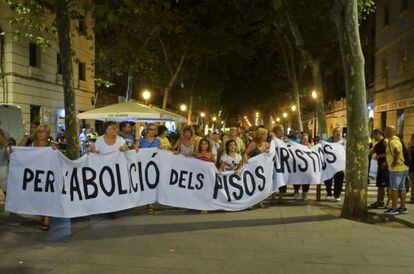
left=389, top=170, right=408, bottom=191
left=324, top=171, right=344, bottom=198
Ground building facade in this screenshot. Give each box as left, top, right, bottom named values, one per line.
left=0, top=2, right=95, bottom=134
left=374, top=0, right=414, bottom=143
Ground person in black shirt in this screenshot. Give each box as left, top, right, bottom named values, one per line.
left=369, top=129, right=390, bottom=208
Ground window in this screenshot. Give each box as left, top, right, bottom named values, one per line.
left=383, top=5, right=389, bottom=27
left=380, top=112, right=387, bottom=132
left=30, top=105, right=41, bottom=125
left=398, top=49, right=408, bottom=72
left=401, top=0, right=408, bottom=12
left=78, top=16, right=86, bottom=36
left=29, top=43, right=40, bottom=67
left=397, top=109, right=405, bottom=136
left=381, top=59, right=388, bottom=79
left=57, top=53, right=62, bottom=74
left=78, top=62, right=86, bottom=81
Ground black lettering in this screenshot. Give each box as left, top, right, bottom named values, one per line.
left=178, top=170, right=188, bottom=189
left=138, top=162, right=145, bottom=191
left=323, top=144, right=337, bottom=163
left=145, top=161, right=159, bottom=189
left=129, top=164, right=138, bottom=193
left=70, top=168, right=83, bottom=201
left=115, top=164, right=127, bottom=195
left=188, top=172, right=195, bottom=190
left=169, top=169, right=179, bottom=185
left=22, top=168, right=34, bottom=190
left=99, top=166, right=115, bottom=197
left=229, top=173, right=243, bottom=200
left=280, top=148, right=291, bottom=173
left=287, top=148, right=297, bottom=173
left=222, top=175, right=231, bottom=202
left=255, top=166, right=266, bottom=191
left=34, top=170, right=44, bottom=192
left=213, top=174, right=223, bottom=199
left=82, top=167, right=97, bottom=199
left=295, top=150, right=308, bottom=172
left=45, top=171, right=55, bottom=192
left=196, top=173, right=204, bottom=190
left=243, top=171, right=256, bottom=196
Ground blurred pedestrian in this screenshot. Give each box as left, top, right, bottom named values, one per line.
left=324, top=127, right=345, bottom=202
left=157, top=125, right=171, bottom=150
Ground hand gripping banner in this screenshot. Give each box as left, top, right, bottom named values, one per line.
left=5, top=139, right=345, bottom=218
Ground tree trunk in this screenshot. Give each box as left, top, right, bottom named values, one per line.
left=332, top=0, right=368, bottom=218
left=187, top=95, right=193, bottom=125
left=125, top=67, right=133, bottom=102
left=55, top=0, right=79, bottom=160
left=293, top=83, right=303, bottom=132
left=310, top=60, right=327, bottom=137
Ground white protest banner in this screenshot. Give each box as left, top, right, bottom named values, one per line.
left=5, top=139, right=345, bottom=218
left=273, top=138, right=346, bottom=187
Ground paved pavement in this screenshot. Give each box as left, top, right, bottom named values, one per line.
left=1, top=185, right=414, bottom=274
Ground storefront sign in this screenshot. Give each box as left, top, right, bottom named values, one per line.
left=375, top=97, right=414, bottom=112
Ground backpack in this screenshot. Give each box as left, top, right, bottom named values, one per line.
left=401, top=140, right=412, bottom=168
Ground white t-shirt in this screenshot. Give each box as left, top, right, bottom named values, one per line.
left=220, top=153, right=242, bottom=171
left=94, top=135, right=126, bottom=154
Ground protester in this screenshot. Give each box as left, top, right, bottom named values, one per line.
left=245, top=127, right=269, bottom=209
left=271, top=125, right=289, bottom=202
left=219, top=139, right=243, bottom=173
left=193, top=126, right=203, bottom=146
left=119, top=122, right=136, bottom=149
left=56, top=130, right=67, bottom=152
left=369, top=129, right=390, bottom=209
left=211, top=132, right=221, bottom=162
left=384, top=126, right=409, bottom=214
left=157, top=125, right=171, bottom=150
left=79, top=128, right=88, bottom=155
left=195, top=138, right=215, bottom=163
left=28, top=124, right=58, bottom=231
left=88, top=127, right=99, bottom=143
left=409, top=133, right=414, bottom=203
left=324, top=127, right=345, bottom=202
left=293, top=133, right=311, bottom=200
left=222, top=127, right=245, bottom=155
left=139, top=124, right=161, bottom=149
left=90, top=122, right=128, bottom=154
left=172, top=125, right=197, bottom=157
left=244, top=127, right=269, bottom=161
left=18, top=123, right=39, bottom=147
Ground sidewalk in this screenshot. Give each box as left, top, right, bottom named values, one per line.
left=1, top=196, right=414, bottom=274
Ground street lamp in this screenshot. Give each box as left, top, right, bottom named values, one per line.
left=311, top=89, right=318, bottom=99
left=180, top=104, right=187, bottom=112
left=142, top=89, right=151, bottom=104
left=291, top=104, right=296, bottom=112
left=276, top=117, right=280, bottom=122
left=255, top=112, right=259, bottom=117
left=212, top=116, right=217, bottom=122
left=200, top=112, right=206, bottom=118
left=282, top=112, right=288, bottom=118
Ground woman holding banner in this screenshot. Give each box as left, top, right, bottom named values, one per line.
left=245, top=127, right=269, bottom=209
left=90, top=122, right=129, bottom=154
left=172, top=125, right=197, bottom=157
left=195, top=138, right=215, bottom=163
left=29, top=124, right=58, bottom=231
left=293, top=133, right=311, bottom=201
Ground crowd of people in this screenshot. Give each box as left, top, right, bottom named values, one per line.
left=0, top=120, right=413, bottom=230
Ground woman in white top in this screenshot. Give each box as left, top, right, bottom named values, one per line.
left=90, top=121, right=128, bottom=154
left=219, top=139, right=243, bottom=173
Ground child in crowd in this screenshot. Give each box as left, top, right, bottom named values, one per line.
left=219, top=139, right=243, bottom=173
left=195, top=138, right=215, bottom=163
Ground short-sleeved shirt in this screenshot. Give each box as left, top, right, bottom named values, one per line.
left=139, top=137, right=161, bottom=149
left=373, top=138, right=387, bottom=166
left=94, top=135, right=126, bottom=154
left=157, top=136, right=171, bottom=150
left=120, top=133, right=135, bottom=148
left=386, top=136, right=409, bottom=172
left=220, top=153, right=242, bottom=171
